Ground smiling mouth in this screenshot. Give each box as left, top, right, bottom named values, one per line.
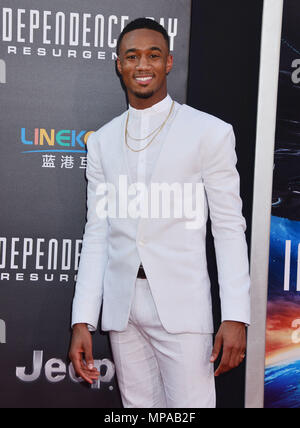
left=135, top=76, right=153, bottom=84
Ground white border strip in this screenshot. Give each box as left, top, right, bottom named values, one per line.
left=245, top=0, right=284, bottom=408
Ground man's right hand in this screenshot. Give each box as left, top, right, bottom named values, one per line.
left=69, top=323, right=100, bottom=385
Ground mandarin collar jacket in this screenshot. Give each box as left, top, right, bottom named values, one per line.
left=72, top=100, right=251, bottom=334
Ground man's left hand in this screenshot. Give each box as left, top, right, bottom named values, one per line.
left=210, top=321, right=246, bottom=377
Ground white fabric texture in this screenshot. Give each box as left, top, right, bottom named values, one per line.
left=109, top=278, right=216, bottom=408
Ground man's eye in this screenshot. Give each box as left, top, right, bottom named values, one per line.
left=150, top=54, right=160, bottom=58
left=127, top=55, right=137, bottom=60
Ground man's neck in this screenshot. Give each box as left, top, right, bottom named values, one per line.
left=128, top=91, right=168, bottom=110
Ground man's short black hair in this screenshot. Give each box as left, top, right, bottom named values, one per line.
left=117, top=18, right=170, bottom=56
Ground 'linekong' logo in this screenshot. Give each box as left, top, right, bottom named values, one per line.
left=0, top=59, right=6, bottom=83
left=0, top=319, right=6, bottom=344
left=21, top=128, right=93, bottom=154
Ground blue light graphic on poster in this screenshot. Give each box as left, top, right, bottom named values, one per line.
left=264, top=0, right=300, bottom=409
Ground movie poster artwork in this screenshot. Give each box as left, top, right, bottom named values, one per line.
left=264, top=0, right=300, bottom=409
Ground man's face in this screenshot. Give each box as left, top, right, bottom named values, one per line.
left=117, top=28, right=173, bottom=106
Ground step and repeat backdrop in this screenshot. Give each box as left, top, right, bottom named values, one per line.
left=0, top=0, right=191, bottom=408
left=264, top=0, right=300, bottom=409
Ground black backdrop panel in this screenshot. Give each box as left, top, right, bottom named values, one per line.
left=187, top=0, right=263, bottom=408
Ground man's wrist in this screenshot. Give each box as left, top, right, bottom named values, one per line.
left=73, top=323, right=89, bottom=330
left=222, top=320, right=248, bottom=327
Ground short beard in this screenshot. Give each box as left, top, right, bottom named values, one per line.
left=133, top=90, right=155, bottom=99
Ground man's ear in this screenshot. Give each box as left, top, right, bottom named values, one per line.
left=116, top=57, right=122, bottom=75
left=166, top=54, right=174, bottom=75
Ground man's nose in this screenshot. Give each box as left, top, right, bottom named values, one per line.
left=136, top=55, right=151, bottom=70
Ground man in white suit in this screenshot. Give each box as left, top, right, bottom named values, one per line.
left=69, top=18, right=250, bottom=408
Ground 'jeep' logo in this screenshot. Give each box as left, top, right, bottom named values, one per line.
left=0, top=60, right=6, bottom=84
left=0, top=319, right=6, bottom=344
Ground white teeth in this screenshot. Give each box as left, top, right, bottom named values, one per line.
left=136, top=77, right=152, bottom=82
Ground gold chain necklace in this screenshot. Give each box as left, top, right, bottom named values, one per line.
left=127, top=120, right=165, bottom=141
left=125, top=101, right=175, bottom=153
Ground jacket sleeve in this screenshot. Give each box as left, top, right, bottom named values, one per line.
left=202, top=124, right=251, bottom=325
left=71, top=132, right=109, bottom=331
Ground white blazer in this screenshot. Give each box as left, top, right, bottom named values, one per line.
left=72, top=102, right=251, bottom=334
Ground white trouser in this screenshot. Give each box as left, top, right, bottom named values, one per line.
left=109, top=278, right=216, bottom=408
